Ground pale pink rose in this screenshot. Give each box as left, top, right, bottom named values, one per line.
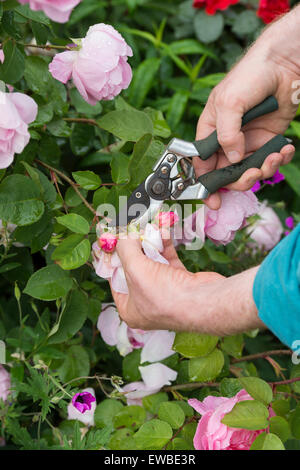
left=98, top=232, right=118, bottom=254
left=204, top=189, right=259, bottom=245
left=173, top=205, right=206, bottom=248
left=188, top=390, right=267, bottom=450
left=0, top=92, right=38, bottom=169
left=97, top=305, right=175, bottom=360
left=92, top=223, right=168, bottom=294
left=122, top=363, right=177, bottom=406
left=0, top=365, right=11, bottom=402
left=49, top=23, right=133, bottom=105
left=67, top=387, right=96, bottom=426
left=246, top=202, right=284, bottom=251
left=17, top=0, right=82, bottom=23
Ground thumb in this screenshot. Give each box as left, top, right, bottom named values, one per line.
left=215, top=102, right=246, bottom=163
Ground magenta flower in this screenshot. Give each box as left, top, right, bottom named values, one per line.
left=285, top=216, right=294, bottom=230
left=251, top=181, right=261, bottom=193
left=263, top=170, right=285, bottom=185
left=155, top=211, right=179, bottom=228
left=72, top=391, right=96, bottom=414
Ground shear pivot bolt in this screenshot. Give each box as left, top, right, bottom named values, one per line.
left=152, top=181, right=165, bottom=195
left=161, top=166, right=168, bottom=174
left=167, top=154, right=176, bottom=163
left=177, top=182, right=184, bottom=191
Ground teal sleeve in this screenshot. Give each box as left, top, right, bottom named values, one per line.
left=253, top=224, right=300, bottom=349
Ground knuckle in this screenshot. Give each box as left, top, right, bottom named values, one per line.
left=217, top=130, right=238, bottom=148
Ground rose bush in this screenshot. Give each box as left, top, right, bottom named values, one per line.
left=0, top=0, right=299, bottom=452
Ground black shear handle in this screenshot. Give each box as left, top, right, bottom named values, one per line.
left=197, top=135, right=290, bottom=194
left=193, top=96, right=278, bottom=161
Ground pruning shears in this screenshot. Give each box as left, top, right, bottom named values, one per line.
left=111, top=96, right=291, bottom=228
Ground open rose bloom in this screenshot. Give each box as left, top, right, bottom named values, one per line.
left=0, top=92, right=37, bottom=169
left=17, top=0, right=82, bottom=23
left=49, top=23, right=133, bottom=105
left=189, top=390, right=272, bottom=450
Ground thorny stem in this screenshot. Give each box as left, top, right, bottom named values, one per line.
left=163, top=415, right=197, bottom=450
left=18, top=43, right=75, bottom=51
left=35, top=160, right=96, bottom=216
left=63, top=117, right=101, bottom=128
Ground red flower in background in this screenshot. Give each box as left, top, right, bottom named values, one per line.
left=193, top=0, right=239, bottom=15
left=257, top=0, right=290, bottom=24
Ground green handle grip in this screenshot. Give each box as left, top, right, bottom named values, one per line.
left=197, top=135, right=290, bottom=195
left=193, top=96, right=279, bottom=161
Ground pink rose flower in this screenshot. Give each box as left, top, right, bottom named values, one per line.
left=17, top=0, right=82, bottom=23
left=205, top=189, right=259, bottom=245
left=188, top=390, right=267, bottom=450
left=97, top=305, right=175, bottom=361
left=155, top=211, right=179, bottom=228
left=92, top=223, right=168, bottom=294
left=247, top=202, right=283, bottom=251
left=0, top=91, right=37, bottom=169
left=67, top=387, right=96, bottom=426
left=98, top=232, right=118, bottom=254
left=49, top=23, right=133, bottom=105
left=122, top=363, right=178, bottom=406
left=0, top=365, right=11, bottom=402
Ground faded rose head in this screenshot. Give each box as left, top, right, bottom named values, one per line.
left=0, top=365, right=11, bottom=402
left=0, top=92, right=37, bottom=169
left=98, top=232, right=118, bottom=254
left=188, top=390, right=270, bottom=450
left=16, top=0, right=82, bottom=23
left=49, top=23, right=133, bottom=105
left=247, top=202, right=284, bottom=251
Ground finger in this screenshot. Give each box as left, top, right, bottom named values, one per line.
left=194, top=99, right=219, bottom=177
left=108, top=278, right=128, bottom=318
left=116, top=235, right=144, bottom=274
left=161, top=236, right=186, bottom=270
left=215, top=97, right=246, bottom=163
left=203, top=193, right=222, bottom=210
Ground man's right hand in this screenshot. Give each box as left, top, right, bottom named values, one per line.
left=194, top=7, right=300, bottom=209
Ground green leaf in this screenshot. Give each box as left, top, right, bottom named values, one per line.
left=72, top=171, right=101, bottom=190
left=142, top=392, right=169, bottom=415
left=222, top=400, right=269, bottom=431
left=238, top=377, right=273, bottom=405
left=168, top=39, right=216, bottom=58
left=97, top=109, right=153, bottom=141
left=280, top=163, right=300, bottom=196
left=51, top=234, right=91, bottom=270
left=15, top=4, right=50, bottom=25
left=0, top=40, right=24, bottom=84
left=0, top=175, right=44, bottom=226
left=232, top=10, right=260, bottom=36
left=14, top=209, right=53, bottom=253
left=24, top=264, right=73, bottom=301
left=128, top=135, right=165, bottom=189
left=221, top=334, right=244, bottom=359
left=110, top=153, right=130, bottom=184
left=250, top=432, right=285, bottom=450
left=56, top=214, right=90, bottom=235
left=290, top=405, right=300, bottom=439
left=24, top=56, right=51, bottom=97
left=173, top=332, right=219, bottom=358
left=194, top=11, right=224, bottom=44
left=158, top=402, right=185, bottom=429
left=128, top=57, right=161, bottom=108
left=189, top=349, right=224, bottom=382
left=47, top=119, right=71, bottom=137
left=94, top=399, right=124, bottom=429
left=144, top=108, right=171, bottom=139
left=122, top=349, right=142, bottom=382
left=167, top=90, right=190, bottom=130
left=269, top=416, right=291, bottom=443
left=48, top=290, right=88, bottom=344
left=220, top=378, right=243, bottom=398
left=206, top=247, right=231, bottom=264
left=113, top=406, right=146, bottom=431
left=109, top=428, right=138, bottom=450
left=58, top=345, right=90, bottom=383
left=134, top=419, right=173, bottom=450
left=69, top=88, right=102, bottom=116
left=70, top=124, right=95, bottom=156
left=290, top=364, right=300, bottom=393
left=65, top=186, right=88, bottom=207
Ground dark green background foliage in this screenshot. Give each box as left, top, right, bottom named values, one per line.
left=0, top=0, right=299, bottom=450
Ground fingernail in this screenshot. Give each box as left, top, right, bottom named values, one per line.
left=228, top=151, right=241, bottom=163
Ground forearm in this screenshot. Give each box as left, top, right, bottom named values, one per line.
left=188, top=267, right=266, bottom=337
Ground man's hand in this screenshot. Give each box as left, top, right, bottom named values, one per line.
left=110, top=235, right=265, bottom=336
left=195, top=8, right=300, bottom=209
